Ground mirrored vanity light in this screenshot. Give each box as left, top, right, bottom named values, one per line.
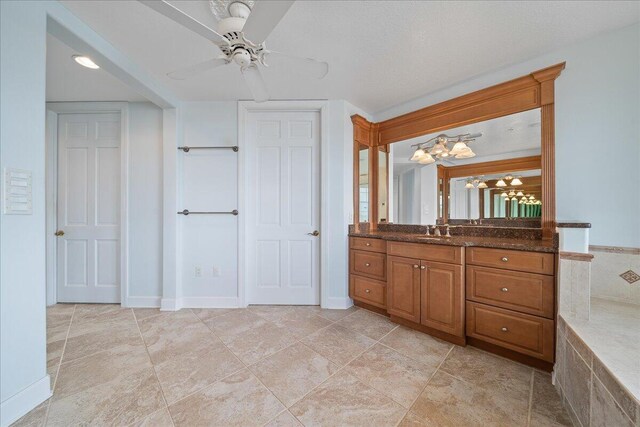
left=501, top=192, right=508, bottom=198
left=465, top=180, right=475, bottom=189
left=418, top=153, right=435, bottom=164
left=511, top=176, right=523, bottom=186
left=411, top=148, right=426, bottom=161
left=477, top=181, right=488, bottom=189
left=496, top=179, right=507, bottom=187
left=516, top=191, right=524, bottom=197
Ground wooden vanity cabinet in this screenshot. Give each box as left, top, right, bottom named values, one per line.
left=420, top=261, right=464, bottom=337
left=349, top=237, right=388, bottom=311
left=386, top=256, right=421, bottom=323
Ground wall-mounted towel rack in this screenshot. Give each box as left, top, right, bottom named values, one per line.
left=177, top=209, right=238, bottom=216
left=178, top=146, right=238, bottom=152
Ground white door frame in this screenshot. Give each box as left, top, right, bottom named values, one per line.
left=45, top=102, right=130, bottom=306
left=238, top=101, right=329, bottom=308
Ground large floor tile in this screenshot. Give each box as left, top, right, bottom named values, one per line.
left=54, top=341, right=151, bottom=400
left=72, top=304, right=122, bottom=324
left=337, top=309, right=397, bottom=340
left=301, top=324, right=376, bottom=366
left=411, top=370, right=529, bottom=426
left=529, top=371, right=572, bottom=427
left=192, top=307, right=236, bottom=322
left=317, top=306, right=359, bottom=322
left=269, top=308, right=333, bottom=339
left=265, top=411, right=303, bottom=427
left=61, top=323, right=141, bottom=363
left=289, top=371, right=406, bottom=427
left=380, top=326, right=453, bottom=370
left=67, top=307, right=135, bottom=338
left=223, top=321, right=298, bottom=364
left=131, top=407, right=174, bottom=427
left=154, top=339, right=244, bottom=403
left=48, top=367, right=165, bottom=427
left=248, top=305, right=295, bottom=323
left=346, top=343, right=433, bottom=408
left=204, top=310, right=270, bottom=341
left=168, top=369, right=285, bottom=427
left=439, top=345, right=533, bottom=400
left=132, top=308, right=163, bottom=321
left=250, top=342, right=339, bottom=407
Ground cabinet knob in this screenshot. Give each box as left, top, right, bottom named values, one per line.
left=501, top=257, right=509, bottom=262
left=365, top=243, right=371, bottom=246
left=501, top=287, right=509, bottom=292
left=365, top=289, right=371, bottom=293
left=413, top=264, right=419, bottom=269
left=501, top=327, right=508, bottom=332
left=364, top=263, right=371, bottom=267
left=420, top=265, right=426, bottom=270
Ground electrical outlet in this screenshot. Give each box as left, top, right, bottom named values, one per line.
left=212, top=266, right=221, bottom=277
left=194, top=266, right=202, bottom=278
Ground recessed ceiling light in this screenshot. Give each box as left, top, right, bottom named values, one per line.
left=72, top=55, right=99, bottom=69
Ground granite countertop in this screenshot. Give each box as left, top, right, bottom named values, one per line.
left=349, top=230, right=558, bottom=253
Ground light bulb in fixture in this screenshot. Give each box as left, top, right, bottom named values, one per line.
left=511, top=177, right=523, bottom=186
left=508, top=190, right=516, bottom=197
left=449, top=142, right=468, bottom=155
left=529, top=195, right=535, bottom=200
left=418, top=153, right=435, bottom=164
left=501, top=192, right=508, bottom=198
left=521, top=196, right=527, bottom=202
left=477, top=181, right=488, bottom=189
left=519, top=199, right=525, bottom=204
left=516, top=191, right=524, bottom=197
left=410, top=148, right=426, bottom=161
left=496, top=179, right=507, bottom=187
left=454, top=148, right=475, bottom=159
left=72, top=55, right=100, bottom=69
left=465, top=180, right=474, bottom=189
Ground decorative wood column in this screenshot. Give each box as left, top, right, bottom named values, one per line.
left=351, top=115, right=373, bottom=232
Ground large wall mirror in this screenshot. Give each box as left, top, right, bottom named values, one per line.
left=384, top=109, right=543, bottom=225
left=352, top=63, right=565, bottom=237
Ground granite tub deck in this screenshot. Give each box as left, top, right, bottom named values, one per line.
left=349, top=230, right=558, bottom=253
left=557, top=298, right=639, bottom=427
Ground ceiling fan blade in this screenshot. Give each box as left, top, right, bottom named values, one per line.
left=242, top=0, right=295, bottom=44
left=167, top=57, right=228, bottom=80
left=139, top=0, right=227, bottom=44
left=241, top=65, right=269, bottom=103
left=266, top=51, right=328, bottom=79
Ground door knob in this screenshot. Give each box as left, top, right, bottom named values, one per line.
left=55, top=230, right=65, bottom=237
left=307, top=230, right=320, bottom=237
left=501, top=257, right=509, bottom=262
left=420, top=265, right=426, bottom=270
left=413, top=264, right=419, bottom=269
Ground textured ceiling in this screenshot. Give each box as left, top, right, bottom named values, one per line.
left=56, top=1, right=640, bottom=112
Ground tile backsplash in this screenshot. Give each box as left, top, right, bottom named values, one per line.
left=589, top=247, right=640, bottom=306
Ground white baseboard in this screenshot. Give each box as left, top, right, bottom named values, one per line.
left=124, top=296, right=161, bottom=308
left=160, top=297, right=240, bottom=311
left=1, top=375, right=51, bottom=427
left=180, top=297, right=239, bottom=308
left=323, top=297, right=354, bottom=310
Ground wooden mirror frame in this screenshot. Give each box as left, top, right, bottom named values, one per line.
left=352, top=62, right=565, bottom=239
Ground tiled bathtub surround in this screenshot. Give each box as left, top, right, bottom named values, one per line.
left=559, top=254, right=592, bottom=320
left=590, top=246, right=640, bottom=306
left=556, top=305, right=640, bottom=427
left=14, top=304, right=572, bottom=426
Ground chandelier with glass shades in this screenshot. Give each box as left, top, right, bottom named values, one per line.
left=410, top=133, right=482, bottom=164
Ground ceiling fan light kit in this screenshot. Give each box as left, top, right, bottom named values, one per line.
left=140, top=0, right=328, bottom=102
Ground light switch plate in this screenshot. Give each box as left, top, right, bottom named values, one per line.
left=3, top=168, right=32, bottom=215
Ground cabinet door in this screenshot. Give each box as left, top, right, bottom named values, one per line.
left=420, top=261, right=464, bottom=337
left=387, top=256, right=421, bottom=323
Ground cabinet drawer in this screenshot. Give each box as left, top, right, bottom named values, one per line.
left=350, top=237, right=386, bottom=253
left=387, top=241, right=463, bottom=265
left=466, top=266, right=554, bottom=318
left=466, top=302, right=554, bottom=362
left=350, top=250, right=386, bottom=280
left=466, top=247, right=554, bottom=275
left=350, top=275, right=386, bottom=309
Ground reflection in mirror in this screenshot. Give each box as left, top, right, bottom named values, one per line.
left=449, top=170, right=542, bottom=219
left=387, top=108, right=541, bottom=225
left=378, top=148, right=388, bottom=223
left=359, top=144, right=369, bottom=222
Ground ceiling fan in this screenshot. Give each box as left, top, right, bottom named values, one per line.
left=139, top=0, right=329, bottom=102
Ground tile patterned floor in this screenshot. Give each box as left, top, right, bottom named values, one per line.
left=13, top=304, right=572, bottom=426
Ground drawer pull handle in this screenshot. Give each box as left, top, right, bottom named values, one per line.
left=364, top=263, right=371, bottom=267
left=420, top=265, right=426, bottom=270
left=413, top=264, right=419, bottom=269
left=365, top=243, right=371, bottom=247
left=501, top=327, right=508, bottom=332
left=501, top=287, right=509, bottom=292
left=365, top=289, right=371, bottom=293
left=501, top=257, right=509, bottom=262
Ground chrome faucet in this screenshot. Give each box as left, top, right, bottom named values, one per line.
left=433, top=226, right=441, bottom=236
left=444, top=224, right=451, bottom=238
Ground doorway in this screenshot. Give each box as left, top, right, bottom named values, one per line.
left=46, top=103, right=129, bottom=305
left=244, top=110, right=321, bottom=305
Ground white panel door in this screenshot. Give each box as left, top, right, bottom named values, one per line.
left=57, top=113, right=121, bottom=303
left=246, top=111, right=320, bottom=305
